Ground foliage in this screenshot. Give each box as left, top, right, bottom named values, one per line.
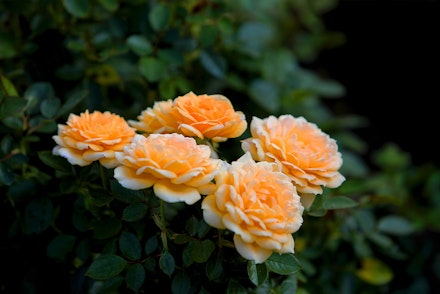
left=1, top=0, right=439, bottom=293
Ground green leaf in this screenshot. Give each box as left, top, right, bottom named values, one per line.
left=85, top=254, right=127, bottom=280
left=110, top=179, right=147, bottom=203
left=139, top=57, right=167, bottom=82
left=247, top=261, right=268, bottom=286
left=57, top=89, right=87, bottom=118
left=23, top=198, right=54, bottom=234
left=185, top=215, right=198, bottom=236
left=144, top=236, right=159, bottom=255
left=46, top=234, right=76, bottom=260
left=122, top=203, right=148, bottom=222
left=197, top=219, right=211, bottom=238
left=279, top=274, right=298, bottom=294
left=356, top=258, right=393, bottom=285
left=199, top=50, right=226, bottom=78
left=0, top=97, right=27, bottom=119
left=1, top=75, right=19, bottom=96
left=199, top=25, right=218, bottom=47
left=7, top=178, right=36, bottom=202
left=24, top=82, right=55, bottom=115
left=249, top=79, right=280, bottom=113
left=192, top=239, right=215, bottom=263
left=41, top=96, right=61, bottom=118
left=265, top=253, right=301, bottom=275
left=237, top=21, right=273, bottom=57
left=172, top=271, right=191, bottom=294
left=149, top=3, right=170, bottom=31
left=38, top=151, right=73, bottom=173
left=377, top=215, right=415, bottom=236
left=98, top=276, right=124, bottom=292
left=226, top=279, right=247, bottom=294
left=63, top=0, right=90, bottom=18
left=93, top=218, right=122, bottom=239
left=144, top=258, right=156, bottom=272
left=1, top=134, right=14, bottom=154
left=125, top=263, right=145, bottom=292
left=126, top=35, right=153, bottom=56
left=206, top=254, right=223, bottom=281
left=98, top=0, right=118, bottom=12
left=159, top=251, right=175, bottom=276
left=0, top=35, right=17, bottom=59
left=119, top=231, right=142, bottom=260
left=322, top=196, right=358, bottom=210
left=0, top=163, right=15, bottom=185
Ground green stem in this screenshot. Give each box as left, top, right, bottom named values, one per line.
left=160, top=200, right=168, bottom=251
left=98, top=162, right=108, bottom=190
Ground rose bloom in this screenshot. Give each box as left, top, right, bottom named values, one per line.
left=171, top=91, right=247, bottom=142
left=52, top=110, right=136, bottom=168
left=241, top=115, right=345, bottom=208
left=202, top=152, right=304, bottom=264
left=114, top=133, right=221, bottom=205
left=128, top=99, right=179, bottom=134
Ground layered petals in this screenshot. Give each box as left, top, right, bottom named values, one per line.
left=114, top=134, right=221, bottom=204
left=172, top=91, right=247, bottom=142
left=241, top=115, right=345, bottom=204
left=202, top=152, right=304, bottom=264
left=128, top=100, right=179, bottom=134
left=52, top=110, right=136, bottom=168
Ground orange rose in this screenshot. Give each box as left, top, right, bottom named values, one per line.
left=202, top=152, right=304, bottom=264
left=114, top=134, right=221, bottom=205
left=129, top=100, right=179, bottom=134
left=52, top=110, right=136, bottom=168
left=241, top=115, right=345, bottom=207
left=171, top=91, right=247, bottom=142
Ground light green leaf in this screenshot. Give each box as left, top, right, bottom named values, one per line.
left=126, top=35, right=153, bottom=56
left=1, top=75, right=19, bottom=96
left=85, top=254, right=127, bottom=280
left=356, top=258, right=393, bottom=285
left=377, top=215, right=415, bottom=236
left=265, top=253, right=301, bottom=275
left=323, top=196, right=358, bottom=210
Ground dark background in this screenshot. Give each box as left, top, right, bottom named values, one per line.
left=317, top=0, right=439, bottom=166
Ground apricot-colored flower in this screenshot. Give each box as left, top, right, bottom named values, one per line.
left=241, top=115, right=345, bottom=203
left=128, top=100, right=179, bottom=134
left=171, top=91, right=247, bottom=142
left=52, top=110, right=136, bottom=168
left=114, top=134, right=221, bottom=205
left=202, top=152, right=304, bottom=264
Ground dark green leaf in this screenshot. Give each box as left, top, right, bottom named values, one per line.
left=200, top=50, right=226, bottom=79
left=265, top=253, right=301, bottom=275
left=122, top=203, right=148, bottom=222
left=110, top=179, right=147, bottom=203
left=23, top=198, right=54, bottom=234
left=206, top=254, right=223, bottom=281
left=149, top=3, right=170, bottom=31
left=185, top=215, right=198, bottom=236
left=279, top=274, right=298, bottom=294
left=159, top=251, right=175, bottom=276
left=93, top=218, right=122, bottom=239
left=144, top=258, right=156, bottom=272
left=172, top=271, right=191, bottom=294
left=41, top=96, right=61, bottom=118
left=119, top=231, right=142, bottom=260
left=199, top=25, right=218, bottom=47
left=247, top=261, right=268, bottom=286
left=126, top=263, right=145, bottom=291
left=63, top=0, right=90, bottom=18
left=139, top=57, right=167, bottom=82
left=226, top=279, right=247, bottom=294
left=85, top=254, right=127, bottom=280
left=1, top=134, right=14, bottom=154
left=46, top=234, right=76, bottom=260
left=0, top=163, right=15, bottom=185
left=323, top=196, right=358, bottom=210
left=99, top=276, right=124, bottom=292
left=377, top=215, right=415, bottom=236
left=144, top=236, right=159, bottom=255
left=0, top=36, right=17, bottom=59
left=98, top=0, right=118, bottom=12
left=126, top=35, right=153, bottom=56
left=197, top=219, right=211, bottom=238
left=7, top=178, right=36, bottom=202
left=192, top=239, right=215, bottom=263
left=38, top=151, right=72, bottom=173
left=24, top=82, right=55, bottom=115
left=57, top=89, right=87, bottom=117
left=0, top=97, right=27, bottom=119
left=249, top=79, right=279, bottom=113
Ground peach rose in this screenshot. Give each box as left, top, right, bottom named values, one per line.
left=128, top=100, right=179, bottom=134
left=114, top=134, right=221, bottom=205
left=52, top=110, right=136, bottom=168
left=241, top=115, right=345, bottom=205
left=202, top=152, right=304, bottom=264
left=171, top=91, right=247, bottom=142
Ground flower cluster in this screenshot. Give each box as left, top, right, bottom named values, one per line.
left=52, top=91, right=345, bottom=264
